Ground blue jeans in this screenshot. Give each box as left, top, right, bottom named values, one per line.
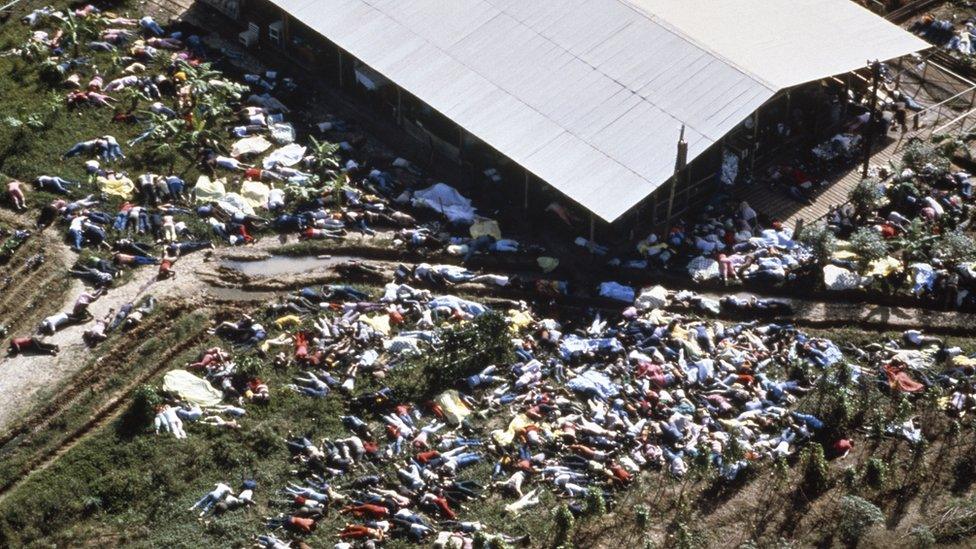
left=65, top=143, right=91, bottom=157
left=69, top=229, right=84, bottom=250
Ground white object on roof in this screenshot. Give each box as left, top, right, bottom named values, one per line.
left=269, top=0, right=927, bottom=222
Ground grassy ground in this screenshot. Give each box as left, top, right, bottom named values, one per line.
left=0, top=309, right=971, bottom=548
left=2, top=2, right=976, bottom=548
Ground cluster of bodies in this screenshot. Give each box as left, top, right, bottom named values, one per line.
left=13, top=5, right=539, bottom=279
left=151, top=281, right=869, bottom=547
left=823, top=164, right=976, bottom=309
left=912, top=13, right=976, bottom=55
left=629, top=157, right=976, bottom=310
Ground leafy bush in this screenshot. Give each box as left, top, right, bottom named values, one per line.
left=902, top=140, right=950, bottom=177
left=635, top=503, right=650, bottom=529
left=865, top=458, right=887, bottom=489
left=848, top=178, right=885, bottom=218
left=838, top=495, right=884, bottom=544
left=235, top=354, right=266, bottom=380
left=554, top=503, right=575, bottom=546
left=117, top=385, right=161, bottom=436
left=584, top=486, right=607, bottom=517
left=849, top=228, right=888, bottom=264
left=909, top=525, right=936, bottom=548
left=391, top=312, right=513, bottom=401
left=801, top=443, right=829, bottom=495
left=798, top=223, right=838, bottom=264
left=931, top=231, right=976, bottom=267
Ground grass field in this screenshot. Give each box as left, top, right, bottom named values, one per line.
left=1, top=2, right=976, bottom=548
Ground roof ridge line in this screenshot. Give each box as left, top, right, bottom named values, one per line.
left=616, top=0, right=779, bottom=93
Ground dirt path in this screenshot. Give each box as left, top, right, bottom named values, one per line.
left=0, top=243, right=213, bottom=431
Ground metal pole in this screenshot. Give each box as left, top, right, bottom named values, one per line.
left=523, top=170, right=529, bottom=211
left=862, top=61, right=881, bottom=179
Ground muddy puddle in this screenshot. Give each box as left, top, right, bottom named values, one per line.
left=205, top=286, right=278, bottom=301
left=222, top=255, right=343, bottom=277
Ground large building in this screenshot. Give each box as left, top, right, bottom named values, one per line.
left=207, top=0, right=928, bottom=230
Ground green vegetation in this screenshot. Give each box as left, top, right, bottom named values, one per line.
left=837, top=495, right=884, bottom=545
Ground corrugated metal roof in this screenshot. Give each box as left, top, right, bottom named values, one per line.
left=268, top=0, right=928, bottom=221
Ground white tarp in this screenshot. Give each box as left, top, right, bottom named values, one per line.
left=824, top=264, right=862, bottom=291
left=636, top=285, right=668, bottom=310
left=262, top=143, right=306, bottom=169
left=412, top=183, right=476, bottom=225
left=230, top=135, right=272, bottom=158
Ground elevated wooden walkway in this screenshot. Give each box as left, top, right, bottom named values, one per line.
left=740, top=130, right=920, bottom=227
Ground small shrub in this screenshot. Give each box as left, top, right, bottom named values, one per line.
left=635, top=503, right=650, bottom=529
left=910, top=525, right=936, bottom=548
left=902, top=140, right=950, bottom=176
left=117, top=385, right=161, bottom=436
left=838, top=495, right=884, bottom=544
left=849, top=177, right=885, bottom=218
left=554, top=503, right=575, bottom=546
left=801, top=443, right=830, bottom=495
left=798, top=223, right=838, bottom=264
left=865, top=458, right=887, bottom=489
left=235, top=354, right=265, bottom=380
left=931, top=231, right=976, bottom=268
left=584, top=486, right=607, bottom=517
left=849, top=228, right=888, bottom=265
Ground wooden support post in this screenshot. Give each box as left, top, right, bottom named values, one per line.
left=666, top=125, right=688, bottom=224
left=630, top=202, right=644, bottom=240
left=337, top=48, right=343, bottom=88
left=650, top=192, right=658, bottom=227
left=862, top=61, right=881, bottom=179
left=843, top=73, right=851, bottom=117
left=281, top=12, right=290, bottom=52
left=396, top=87, right=403, bottom=127
left=750, top=109, right=759, bottom=171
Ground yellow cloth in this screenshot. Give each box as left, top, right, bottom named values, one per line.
left=506, top=309, right=534, bottom=332
left=537, top=256, right=559, bottom=273
left=492, top=413, right=533, bottom=446
left=435, top=390, right=471, bottom=425
left=866, top=256, right=902, bottom=277
left=470, top=218, right=502, bottom=240
left=241, top=180, right=271, bottom=209
left=194, top=175, right=226, bottom=203
left=951, top=355, right=976, bottom=368
left=97, top=175, right=135, bottom=199
left=832, top=250, right=858, bottom=260
left=362, top=314, right=391, bottom=336
left=274, top=314, right=301, bottom=329
left=162, top=369, right=223, bottom=407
